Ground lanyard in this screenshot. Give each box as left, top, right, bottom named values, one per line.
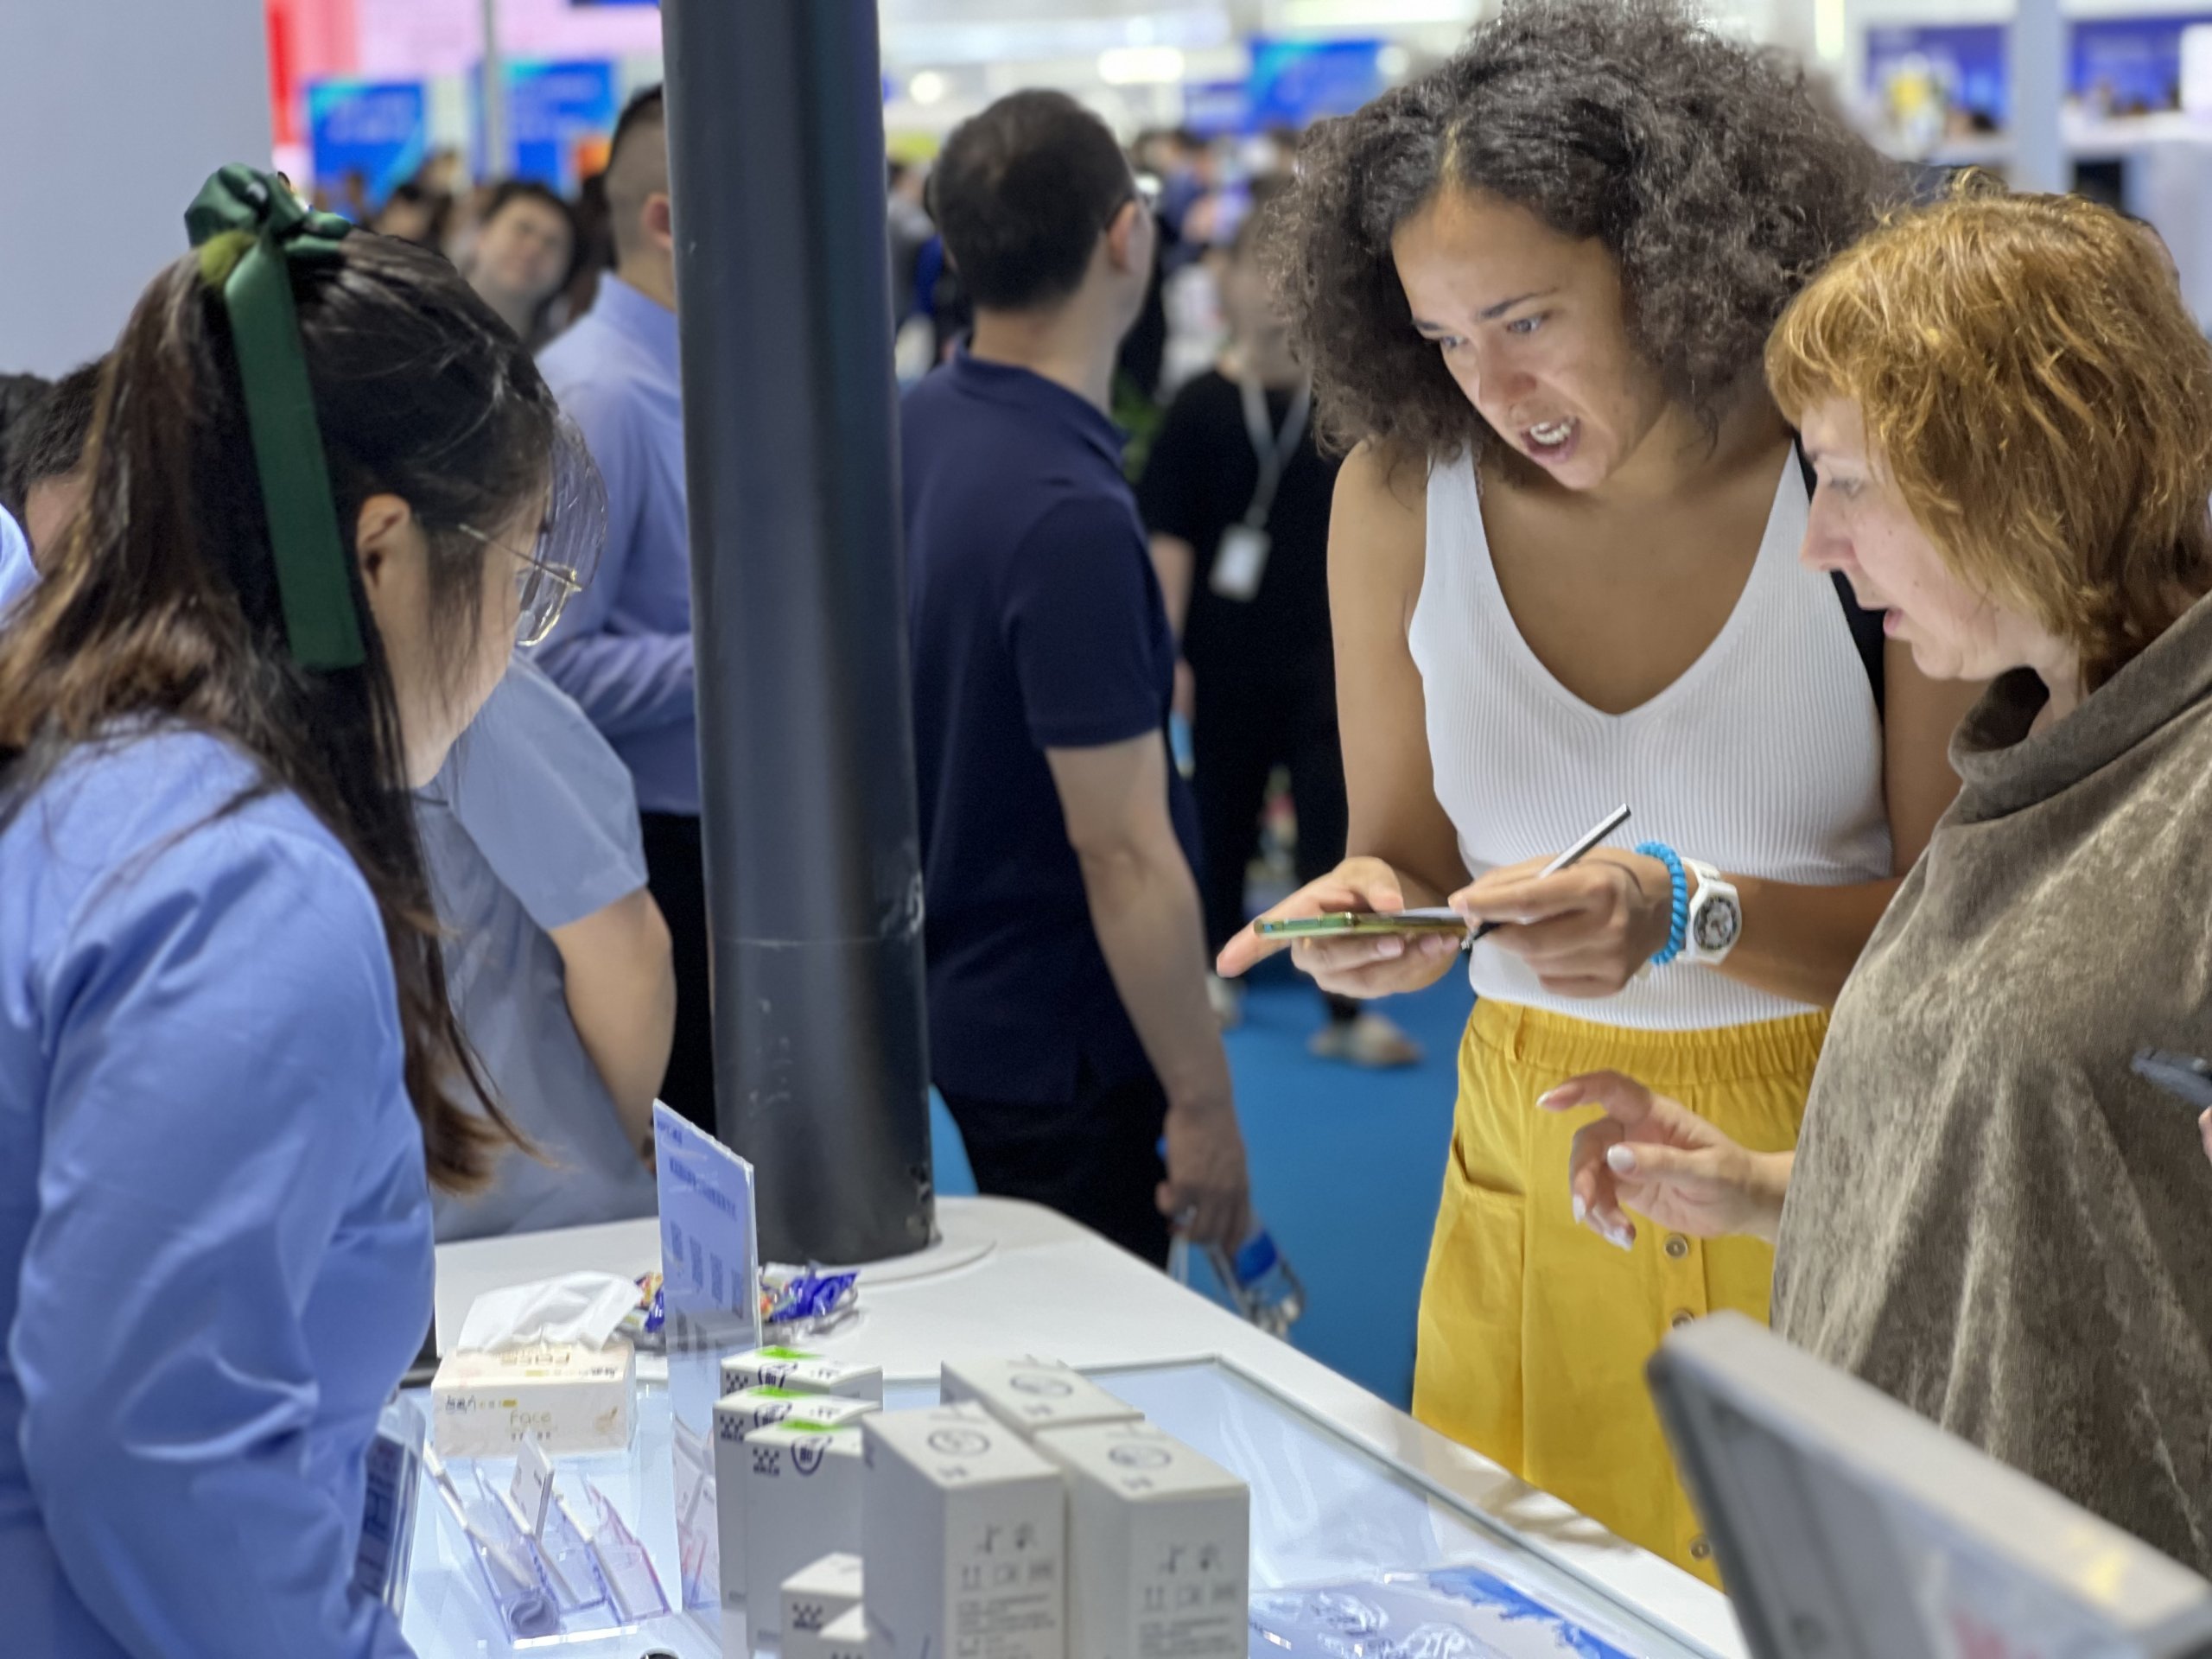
left=1237, top=374, right=1312, bottom=530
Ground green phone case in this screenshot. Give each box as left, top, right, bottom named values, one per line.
left=1255, top=912, right=1466, bottom=938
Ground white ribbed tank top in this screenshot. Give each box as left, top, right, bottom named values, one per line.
left=1409, top=451, right=1891, bottom=1030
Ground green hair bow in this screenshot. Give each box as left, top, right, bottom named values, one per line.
left=185, top=164, right=364, bottom=670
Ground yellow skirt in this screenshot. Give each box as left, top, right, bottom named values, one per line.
left=1412, top=997, right=1824, bottom=1586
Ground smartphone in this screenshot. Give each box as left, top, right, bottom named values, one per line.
left=2132, top=1048, right=2212, bottom=1111
left=1255, top=907, right=1467, bottom=938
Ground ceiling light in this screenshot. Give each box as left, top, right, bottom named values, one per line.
left=908, top=71, right=948, bottom=105
left=1098, top=46, right=1186, bottom=85
left=1281, top=0, right=1471, bottom=23
left=1815, top=0, right=1845, bottom=61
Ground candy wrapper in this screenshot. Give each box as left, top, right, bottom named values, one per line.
left=615, top=1272, right=665, bottom=1354
left=760, top=1267, right=860, bottom=1338
left=619, top=1262, right=855, bottom=1352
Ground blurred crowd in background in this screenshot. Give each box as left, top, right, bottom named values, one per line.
left=323, top=122, right=1308, bottom=445
left=302, top=117, right=1400, bottom=1065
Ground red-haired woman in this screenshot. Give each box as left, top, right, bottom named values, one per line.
left=1557, top=185, right=2212, bottom=1575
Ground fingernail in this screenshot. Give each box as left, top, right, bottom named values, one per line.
left=1376, top=937, right=1404, bottom=959
left=1572, top=1195, right=1587, bottom=1226
left=1537, top=1084, right=1572, bottom=1108
left=1605, top=1144, right=1637, bottom=1175
left=1610, top=1224, right=1636, bottom=1252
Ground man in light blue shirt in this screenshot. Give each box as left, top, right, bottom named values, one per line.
left=535, top=85, right=716, bottom=1127
left=417, top=658, right=675, bottom=1241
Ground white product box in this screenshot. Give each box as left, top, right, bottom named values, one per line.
left=823, top=1604, right=872, bottom=1659
left=715, top=1390, right=878, bottom=1636
left=720, top=1386, right=879, bottom=1436
left=736, top=1421, right=867, bottom=1637
left=863, top=1403, right=1066, bottom=1659
left=429, top=1339, right=635, bottom=1459
left=1036, top=1424, right=1249, bottom=1659
left=941, top=1359, right=1144, bottom=1441
left=721, top=1345, right=885, bottom=1403
left=784, top=1552, right=867, bottom=1659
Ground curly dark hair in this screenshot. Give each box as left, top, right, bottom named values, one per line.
left=1268, top=0, right=1900, bottom=466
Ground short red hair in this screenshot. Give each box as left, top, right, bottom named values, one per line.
left=1767, top=181, right=2212, bottom=687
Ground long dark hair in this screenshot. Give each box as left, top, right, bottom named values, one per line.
left=1268, top=0, right=1898, bottom=467
left=0, top=231, right=557, bottom=1191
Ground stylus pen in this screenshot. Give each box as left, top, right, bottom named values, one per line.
left=1465, top=804, right=1634, bottom=949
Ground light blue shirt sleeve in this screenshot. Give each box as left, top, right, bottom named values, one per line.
left=12, top=804, right=421, bottom=1659
left=434, top=658, right=648, bottom=931
left=532, top=376, right=695, bottom=741
left=0, top=507, right=38, bottom=613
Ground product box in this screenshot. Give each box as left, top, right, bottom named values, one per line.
left=429, top=1339, right=635, bottom=1459
left=1036, top=1423, right=1249, bottom=1659
left=863, top=1403, right=1066, bottom=1659
left=715, top=1389, right=877, bottom=1635
left=721, top=1345, right=885, bottom=1403
left=719, top=1385, right=879, bottom=1437
left=823, top=1603, right=872, bottom=1659
left=784, top=1552, right=866, bottom=1659
left=736, top=1421, right=867, bottom=1637
left=941, top=1358, right=1144, bottom=1441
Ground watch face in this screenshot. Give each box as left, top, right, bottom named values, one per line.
left=1694, top=893, right=1742, bottom=953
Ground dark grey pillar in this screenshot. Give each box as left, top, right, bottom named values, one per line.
left=661, top=0, right=934, bottom=1263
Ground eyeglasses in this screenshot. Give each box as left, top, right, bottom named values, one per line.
left=1113, top=177, right=1161, bottom=231
left=457, top=522, right=584, bottom=647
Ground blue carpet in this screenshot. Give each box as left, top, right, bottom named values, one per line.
left=929, top=955, right=1471, bottom=1409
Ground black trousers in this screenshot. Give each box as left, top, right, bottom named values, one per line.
left=1191, top=660, right=1356, bottom=1019
left=640, top=810, right=717, bottom=1133
left=939, top=1066, right=1171, bottom=1267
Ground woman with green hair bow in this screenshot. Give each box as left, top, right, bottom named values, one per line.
left=0, top=167, right=600, bottom=1657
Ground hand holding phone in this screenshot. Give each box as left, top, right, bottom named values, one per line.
left=1217, top=855, right=1463, bottom=998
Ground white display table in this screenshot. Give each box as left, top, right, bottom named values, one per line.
left=417, top=1197, right=1745, bottom=1659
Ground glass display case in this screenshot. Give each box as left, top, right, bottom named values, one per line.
left=401, top=1358, right=1723, bottom=1659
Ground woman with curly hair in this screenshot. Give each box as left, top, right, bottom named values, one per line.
left=1553, top=185, right=2212, bottom=1575
left=1217, top=0, right=1980, bottom=1580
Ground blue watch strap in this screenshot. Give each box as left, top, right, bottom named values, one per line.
left=1637, top=842, right=1689, bottom=968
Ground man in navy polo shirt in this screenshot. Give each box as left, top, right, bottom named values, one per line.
left=904, top=92, right=1250, bottom=1268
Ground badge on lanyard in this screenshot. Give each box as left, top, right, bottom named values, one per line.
left=1209, top=375, right=1311, bottom=603
left=1211, top=522, right=1272, bottom=601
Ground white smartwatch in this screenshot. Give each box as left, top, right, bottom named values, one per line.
left=1679, top=859, right=1742, bottom=967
